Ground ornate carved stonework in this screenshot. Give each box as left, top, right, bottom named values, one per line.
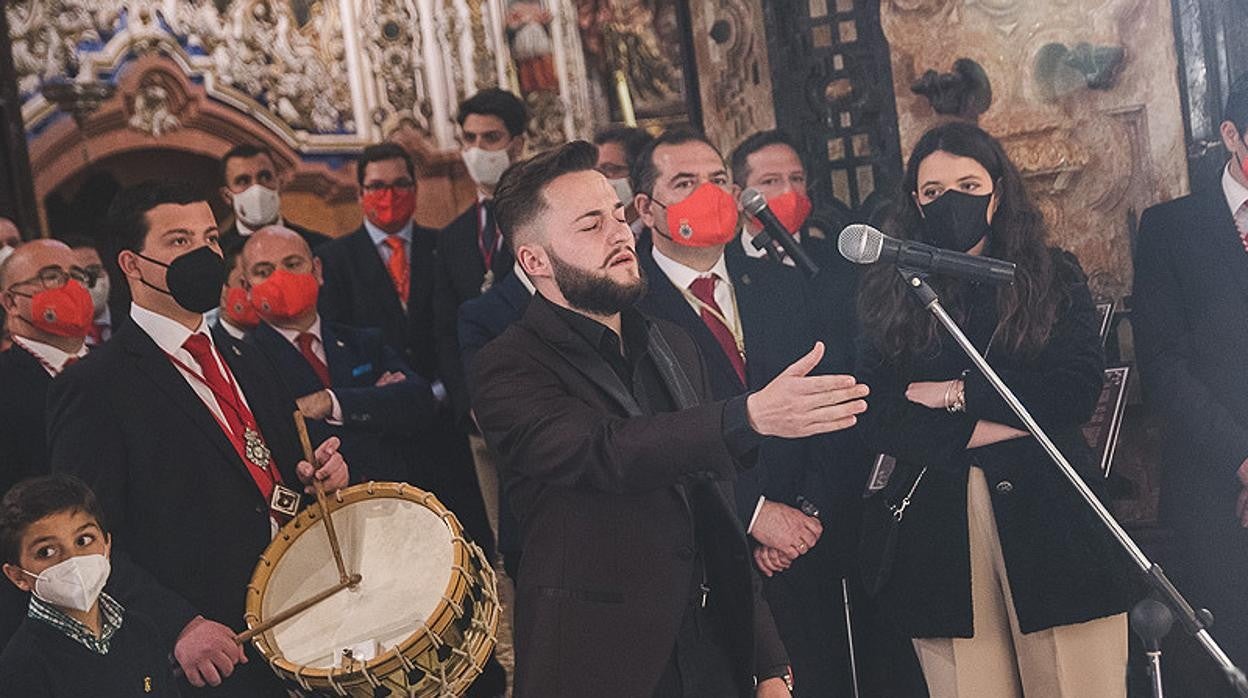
left=363, top=0, right=433, bottom=134
left=127, top=72, right=184, bottom=137
left=883, top=0, right=1186, bottom=299
left=687, top=0, right=776, bottom=155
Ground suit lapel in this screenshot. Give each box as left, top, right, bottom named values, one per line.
left=253, top=323, right=325, bottom=396
left=724, top=252, right=770, bottom=390
left=1202, top=187, right=1248, bottom=305
left=523, top=299, right=643, bottom=417
left=120, top=327, right=254, bottom=484
left=319, top=323, right=356, bottom=386
left=349, top=229, right=407, bottom=326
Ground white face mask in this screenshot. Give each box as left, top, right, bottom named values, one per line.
left=232, top=184, right=282, bottom=229
left=87, top=275, right=110, bottom=318
left=462, top=147, right=512, bottom=188
left=607, top=177, right=633, bottom=205
left=22, top=554, right=111, bottom=612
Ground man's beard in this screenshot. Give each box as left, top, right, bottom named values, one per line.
left=548, top=248, right=647, bottom=316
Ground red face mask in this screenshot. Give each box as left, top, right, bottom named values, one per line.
left=767, top=190, right=813, bottom=235
left=15, top=280, right=94, bottom=338
left=362, top=188, right=416, bottom=231
left=657, top=183, right=739, bottom=247
left=222, top=286, right=261, bottom=329
left=250, top=269, right=320, bottom=323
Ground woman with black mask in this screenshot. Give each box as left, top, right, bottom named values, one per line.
left=855, top=122, right=1134, bottom=697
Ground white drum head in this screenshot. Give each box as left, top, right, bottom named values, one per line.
left=260, top=496, right=454, bottom=668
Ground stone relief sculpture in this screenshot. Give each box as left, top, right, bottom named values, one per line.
left=128, top=78, right=181, bottom=137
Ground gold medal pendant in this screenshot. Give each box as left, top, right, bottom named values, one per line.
left=269, top=484, right=301, bottom=517
left=480, top=269, right=495, bottom=294
left=244, top=427, right=272, bottom=471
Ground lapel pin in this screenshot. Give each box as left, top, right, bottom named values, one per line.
left=741, top=274, right=751, bottom=285
left=232, top=346, right=242, bottom=356
left=336, top=340, right=345, bottom=348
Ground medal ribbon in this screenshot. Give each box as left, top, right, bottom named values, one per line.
left=477, top=201, right=502, bottom=271
left=165, top=348, right=287, bottom=511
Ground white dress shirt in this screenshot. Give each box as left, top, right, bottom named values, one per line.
left=650, top=244, right=740, bottom=335
left=364, top=218, right=414, bottom=265
left=270, top=316, right=343, bottom=423
left=1224, top=162, right=1248, bottom=218
left=10, top=335, right=87, bottom=376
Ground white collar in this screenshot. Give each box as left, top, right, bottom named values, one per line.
left=512, top=261, right=536, bottom=295
left=364, top=218, right=413, bottom=248
left=10, top=335, right=87, bottom=376
left=650, top=244, right=731, bottom=291
left=236, top=216, right=284, bottom=238
left=129, top=302, right=210, bottom=357
left=218, top=317, right=247, bottom=340
left=271, top=315, right=323, bottom=346
left=1223, top=162, right=1248, bottom=217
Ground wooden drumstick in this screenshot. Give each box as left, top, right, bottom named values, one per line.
left=293, top=412, right=351, bottom=586
left=236, top=573, right=362, bottom=643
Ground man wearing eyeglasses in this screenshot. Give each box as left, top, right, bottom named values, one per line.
left=317, top=142, right=506, bottom=696
left=0, top=239, right=93, bottom=644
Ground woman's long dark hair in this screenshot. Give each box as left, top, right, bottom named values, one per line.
left=859, top=122, right=1063, bottom=363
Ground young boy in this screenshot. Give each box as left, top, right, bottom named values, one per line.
left=0, top=474, right=181, bottom=696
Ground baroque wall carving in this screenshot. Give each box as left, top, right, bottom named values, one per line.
left=882, top=0, right=1188, bottom=300
left=687, top=0, right=776, bottom=156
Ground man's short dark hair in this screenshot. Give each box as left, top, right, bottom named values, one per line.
left=629, top=128, right=722, bottom=197
left=593, top=127, right=655, bottom=168
left=356, top=143, right=416, bottom=188
left=494, top=141, right=599, bottom=253
left=457, top=88, right=529, bottom=138
left=219, top=143, right=276, bottom=186
left=0, top=474, right=108, bottom=566
left=730, top=130, right=803, bottom=187
left=106, top=180, right=205, bottom=253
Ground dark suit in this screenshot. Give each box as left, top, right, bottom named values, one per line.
left=637, top=237, right=864, bottom=697
left=246, top=319, right=435, bottom=483
left=47, top=322, right=306, bottom=696
left=471, top=294, right=787, bottom=697
left=0, top=346, right=55, bottom=646
left=457, top=270, right=531, bottom=579
left=219, top=219, right=330, bottom=256
left=1135, top=183, right=1248, bottom=665
left=434, top=203, right=514, bottom=420
left=318, top=225, right=438, bottom=378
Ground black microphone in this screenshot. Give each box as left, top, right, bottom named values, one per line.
left=740, top=188, right=821, bottom=278
left=837, top=224, right=1015, bottom=286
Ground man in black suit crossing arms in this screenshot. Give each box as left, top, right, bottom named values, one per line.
left=47, top=181, right=349, bottom=695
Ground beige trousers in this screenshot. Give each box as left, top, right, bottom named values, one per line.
left=913, top=467, right=1127, bottom=698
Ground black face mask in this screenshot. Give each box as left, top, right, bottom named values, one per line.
left=920, top=189, right=993, bottom=252
left=135, top=246, right=226, bottom=314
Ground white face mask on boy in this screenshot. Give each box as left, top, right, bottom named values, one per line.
left=22, top=554, right=111, bottom=612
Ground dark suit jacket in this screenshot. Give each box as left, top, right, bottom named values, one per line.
left=0, top=346, right=54, bottom=493
left=46, top=323, right=306, bottom=696
left=219, top=219, right=331, bottom=256
left=457, top=269, right=531, bottom=398
left=1135, top=185, right=1248, bottom=532
left=637, top=236, right=865, bottom=535
left=457, top=270, right=532, bottom=571
left=246, top=319, right=434, bottom=483
left=0, top=346, right=54, bottom=646
left=471, top=295, right=786, bottom=697
left=318, top=225, right=439, bottom=379
left=435, top=204, right=514, bottom=420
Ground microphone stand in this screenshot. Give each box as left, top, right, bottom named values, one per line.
left=898, top=268, right=1248, bottom=697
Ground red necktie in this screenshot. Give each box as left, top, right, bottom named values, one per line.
left=688, top=276, right=746, bottom=386
left=181, top=334, right=280, bottom=503
left=295, top=332, right=331, bottom=388
left=383, top=236, right=409, bottom=304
